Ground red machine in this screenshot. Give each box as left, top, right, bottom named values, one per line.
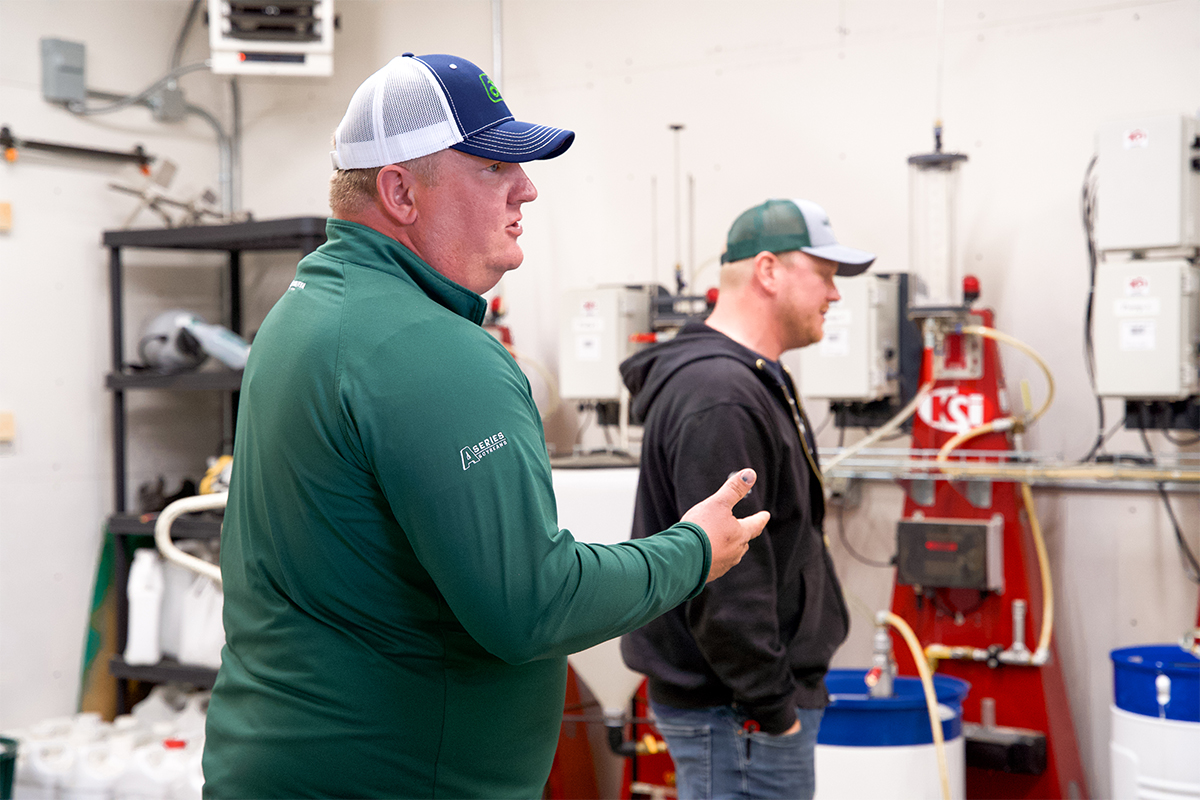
left=890, top=305, right=1089, bottom=799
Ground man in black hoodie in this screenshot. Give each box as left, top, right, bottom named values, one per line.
left=620, top=198, right=875, bottom=799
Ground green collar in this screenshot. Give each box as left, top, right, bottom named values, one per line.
left=320, top=218, right=488, bottom=325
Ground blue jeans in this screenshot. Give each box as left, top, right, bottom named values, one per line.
left=649, top=701, right=824, bottom=800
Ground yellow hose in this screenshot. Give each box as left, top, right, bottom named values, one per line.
left=1020, top=482, right=1054, bottom=658
left=959, top=325, right=1055, bottom=421
left=936, top=325, right=1054, bottom=468
left=880, top=611, right=952, bottom=800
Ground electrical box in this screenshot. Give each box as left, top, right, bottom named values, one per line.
left=559, top=287, right=652, bottom=401
left=1095, top=113, right=1200, bottom=253
left=1093, top=259, right=1199, bottom=399
left=896, top=515, right=1004, bottom=592
left=788, top=273, right=900, bottom=401
left=40, top=38, right=86, bottom=105
left=208, top=0, right=334, bottom=76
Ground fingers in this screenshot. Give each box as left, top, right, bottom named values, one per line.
left=710, top=468, right=757, bottom=510
left=742, top=510, right=770, bottom=541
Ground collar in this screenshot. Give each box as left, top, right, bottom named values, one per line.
left=318, top=218, right=488, bottom=325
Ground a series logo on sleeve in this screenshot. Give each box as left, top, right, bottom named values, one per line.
left=461, top=431, right=508, bottom=470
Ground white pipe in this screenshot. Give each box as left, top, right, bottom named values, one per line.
left=491, top=0, right=503, bottom=90
left=154, top=492, right=227, bottom=586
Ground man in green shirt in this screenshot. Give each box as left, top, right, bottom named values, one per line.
left=202, top=53, right=768, bottom=799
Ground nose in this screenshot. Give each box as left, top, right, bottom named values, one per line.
left=827, top=277, right=841, bottom=303
left=511, top=165, right=538, bottom=204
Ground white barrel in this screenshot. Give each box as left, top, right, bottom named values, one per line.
left=1109, top=645, right=1200, bottom=800
left=814, top=669, right=970, bottom=800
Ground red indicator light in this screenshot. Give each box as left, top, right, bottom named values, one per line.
left=239, top=52, right=247, bottom=61
left=925, top=540, right=958, bottom=552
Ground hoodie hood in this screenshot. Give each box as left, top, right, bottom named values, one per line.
left=621, top=322, right=767, bottom=423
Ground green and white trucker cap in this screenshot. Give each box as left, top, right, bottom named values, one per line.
left=721, top=198, right=875, bottom=276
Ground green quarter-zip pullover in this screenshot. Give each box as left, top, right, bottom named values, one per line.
left=203, top=219, right=710, bottom=799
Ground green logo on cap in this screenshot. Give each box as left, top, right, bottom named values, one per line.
left=480, top=74, right=503, bottom=103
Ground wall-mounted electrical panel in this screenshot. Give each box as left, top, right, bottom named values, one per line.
left=40, top=38, right=86, bottom=105
left=559, top=287, right=652, bottom=402
left=1094, top=258, right=1199, bottom=399
left=788, top=273, right=900, bottom=401
left=208, top=0, right=334, bottom=76
left=1095, top=113, right=1200, bottom=253
left=896, top=515, right=1004, bottom=592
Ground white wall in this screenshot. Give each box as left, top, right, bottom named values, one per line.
left=1, top=1, right=1197, bottom=796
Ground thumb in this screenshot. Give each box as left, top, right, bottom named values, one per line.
left=710, top=468, right=757, bottom=510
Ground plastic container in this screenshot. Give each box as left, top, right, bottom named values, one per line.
left=177, top=577, right=224, bottom=669
left=125, top=549, right=165, bottom=666
left=1110, top=644, right=1200, bottom=800
left=815, top=668, right=970, bottom=800
left=61, top=741, right=126, bottom=800
left=114, top=740, right=187, bottom=800
left=13, top=739, right=74, bottom=800
left=1111, top=644, right=1199, bottom=722
left=161, top=543, right=207, bottom=660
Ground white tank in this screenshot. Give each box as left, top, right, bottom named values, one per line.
left=1109, top=645, right=1200, bottom=800
left=814, top=669, right=969, bottom=800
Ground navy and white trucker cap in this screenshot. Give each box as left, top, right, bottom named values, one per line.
left=331, top=53, right=575, bottom=169
left=721, top=198, right=876, bottom=276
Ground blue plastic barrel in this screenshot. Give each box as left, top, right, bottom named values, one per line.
left=1111, top=644, right=1200, bottom=722
left=818, top=669, right=971, bottom=746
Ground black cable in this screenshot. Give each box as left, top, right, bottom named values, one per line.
left=573, top=404, right=594, bottom=447
left=1083, top=414, right=1127, bottom=463
left=1138, top=430, right=1200, bottom=585
left=1079, top=155, right=1108, bottom=463
left=835, top=500, right=894, bottom=569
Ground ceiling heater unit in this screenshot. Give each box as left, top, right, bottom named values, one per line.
left=209, top=0, right=334, bottom=76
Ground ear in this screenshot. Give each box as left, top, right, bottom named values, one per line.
left=752, top=251, right=782, bottom=295
left=376, top=164, right=419, bottom=226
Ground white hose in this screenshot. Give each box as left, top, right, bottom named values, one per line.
left=154, top=492, right=227, bottom=586
left=821, top=380, right=936, bottom=475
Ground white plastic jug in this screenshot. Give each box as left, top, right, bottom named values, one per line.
left=178, top=577, right=223, bottom=669
left=125, top=549, right=165, bottom=666
left=160, top=542, right=207, bottom=660
left=167, top=750, right=204, bottom=800
left=61, top=740, right=127, bottom=800
left=13, top=739, right=74, bottom=800
left=114, top=740, right=187, bottom=800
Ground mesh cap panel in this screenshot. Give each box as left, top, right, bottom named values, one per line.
left=332, top=57, right=461, bottom=169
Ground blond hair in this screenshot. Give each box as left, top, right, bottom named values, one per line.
left=328, top=152, right=441, bottom=217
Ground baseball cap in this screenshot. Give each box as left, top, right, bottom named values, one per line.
left=721, top=198, right=875, bottom=276
left=331, top=53, right=574, bottom=169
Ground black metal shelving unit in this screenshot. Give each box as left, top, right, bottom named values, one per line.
left=103, top=217, right=326, bottom=710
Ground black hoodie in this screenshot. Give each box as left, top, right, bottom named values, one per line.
left=619, top=322, right=850, bottom=734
